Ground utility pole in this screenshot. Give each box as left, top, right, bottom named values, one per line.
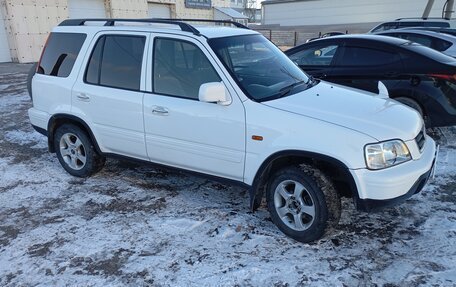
left=422, top=0, right=435, bottom=18
left=443, top=0, right=455, bottom=19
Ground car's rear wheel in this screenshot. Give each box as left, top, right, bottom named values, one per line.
left=267, top=164, right=341, bottom=243
left=54, top=124, right=105, bottom=177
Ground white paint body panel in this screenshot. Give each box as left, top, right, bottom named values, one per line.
left=28, top=24, right=437, bottom=204
left=0, top=7, right=11, bottom=63
left=68, top=0, right=106, bottom=19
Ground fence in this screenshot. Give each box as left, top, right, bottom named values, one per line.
left=254, top=29, right=315, bottom=47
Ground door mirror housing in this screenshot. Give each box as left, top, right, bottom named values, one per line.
left=199, top=82, right=231, bottom=105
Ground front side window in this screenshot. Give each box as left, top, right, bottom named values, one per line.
left=37, top=32, right=87, bottom=77
left=153, top=38, right=221, bottom=100
left=288, top=44, right=339, bottom=66
left=85, top=35, right=145, bottom=90
left=209, top=34, right=312, bottom=102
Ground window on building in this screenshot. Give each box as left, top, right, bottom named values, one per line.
left=37, top=32, right=87, bottom=77
left=153, top=38, right=221, bottom=100
left=85, top=35, right=145, bottom=90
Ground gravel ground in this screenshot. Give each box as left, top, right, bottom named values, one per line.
left=0, top=68, right=455, bottom=287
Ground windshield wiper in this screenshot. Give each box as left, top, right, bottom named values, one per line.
left=266, top=80, right=306, bottom=100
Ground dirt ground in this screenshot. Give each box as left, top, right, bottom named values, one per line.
left=0, top=66, right=455, bottom=286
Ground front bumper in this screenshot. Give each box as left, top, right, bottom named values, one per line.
left=351, top=135, right=436, bottom=212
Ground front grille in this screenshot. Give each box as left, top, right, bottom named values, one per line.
left=415, top=128, right=426, bottom=151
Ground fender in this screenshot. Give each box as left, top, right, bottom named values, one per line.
left=249, top=150, right=358, bottom=211
left=47, top=114, right=102, bottom=154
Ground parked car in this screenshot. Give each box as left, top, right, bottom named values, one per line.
left=306, top=31, right=346, bottom=43
left=29, top=19, right=436, bottom=243
left=285, top=34, right=456, bottom=127
left=398, top=26, right=456, bottom=37
left=369, top=17, right=455, bottom=33
left=375, top=29, right=456, bottom=57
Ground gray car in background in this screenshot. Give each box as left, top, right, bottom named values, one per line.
left=375, top=29, right=456, bottom=57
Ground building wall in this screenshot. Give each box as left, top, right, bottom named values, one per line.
left=262, top=0, right=447, bottom=26
left=0, top=0, right=231, bottom=63
left=110, top=0, right=148, bottom=18
left=1, top=0, right=68, bottom=63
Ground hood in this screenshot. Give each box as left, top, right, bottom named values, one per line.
left=263, top=81, right=422, bottom=141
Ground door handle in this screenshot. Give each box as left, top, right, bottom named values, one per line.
left=152, top=106, right=169, bottom=115
left=384, top=71, right=398, bottom=77
left=76, top=93, right=90, bottom=101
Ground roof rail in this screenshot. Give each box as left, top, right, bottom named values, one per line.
left=395, top=17, right=452, bottom=21
left=159, top=18, right=250, bottom=30
left=58, top=18, right=202, bottom=36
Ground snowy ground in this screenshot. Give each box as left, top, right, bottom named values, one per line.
left=0, top=69, right=455, bottom=287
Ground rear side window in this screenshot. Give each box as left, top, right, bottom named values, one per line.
left=337, top=46, right=400, bottom=66
left=85, top=35, right=145, bottom=91
left=37, top=32, right=86, bottom=77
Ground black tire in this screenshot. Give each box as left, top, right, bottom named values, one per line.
left=395, top=97, right=424, bottom=117
left=266, top=164, right=341, bottom=243
left=54, top=124, right=105, bottom=177
left=27, top=63, right=37, bottom=100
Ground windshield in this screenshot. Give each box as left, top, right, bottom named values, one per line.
left=208, top=34, right=313, bottom=101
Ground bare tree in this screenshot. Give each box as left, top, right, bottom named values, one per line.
left=243, top=0, right=258, bottom=22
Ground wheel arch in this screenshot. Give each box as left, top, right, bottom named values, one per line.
left=47, top=114, right=101, bottom=154
left=249, top=150, right=358, bottom=211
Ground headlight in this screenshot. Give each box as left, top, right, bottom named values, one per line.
left=365, top=140, right=411, bottom=170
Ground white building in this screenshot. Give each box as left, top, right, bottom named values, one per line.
left=262, top=0, right=450, bottom=26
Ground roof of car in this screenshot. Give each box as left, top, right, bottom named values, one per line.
left=312, top=34, right=411, bottom=45
left=53, top=20, right=258, bottom=39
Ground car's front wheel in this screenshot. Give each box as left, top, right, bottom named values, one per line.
left=54, top=124, right=105, bottom=177
left=267, top=164, right=341, bottom=243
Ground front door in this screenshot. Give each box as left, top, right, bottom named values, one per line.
left=143, top=35, right=246, bottom=181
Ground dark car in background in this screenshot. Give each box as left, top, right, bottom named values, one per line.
left=306, top=31, right=347, bottom=43
left=375, top=29, right=456, bottom=57
left=285, top=35, right=456, bottom=127
left=399, top=26, right=456, bottom=37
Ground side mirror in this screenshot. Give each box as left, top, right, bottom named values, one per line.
left=198, top=82, right=231, bottom=106
left=377, top=81, right=389, bottom=98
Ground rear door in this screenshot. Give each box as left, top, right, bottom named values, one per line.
left=330, top=43, right=403, bottom=93
left=72, top=31, right=149, bottom=159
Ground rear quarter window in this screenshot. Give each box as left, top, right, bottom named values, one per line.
left=37, top=32, right=86, bottom=77
left=403, top=42, right=456, bottom=63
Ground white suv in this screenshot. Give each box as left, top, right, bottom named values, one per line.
left=28, top=19, right=437, bottom=243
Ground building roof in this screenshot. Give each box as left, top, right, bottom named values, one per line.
left=214, top=7, right=248, bottom=19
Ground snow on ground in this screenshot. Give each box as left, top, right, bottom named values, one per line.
left=0, top=70, right=455, bottom=287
